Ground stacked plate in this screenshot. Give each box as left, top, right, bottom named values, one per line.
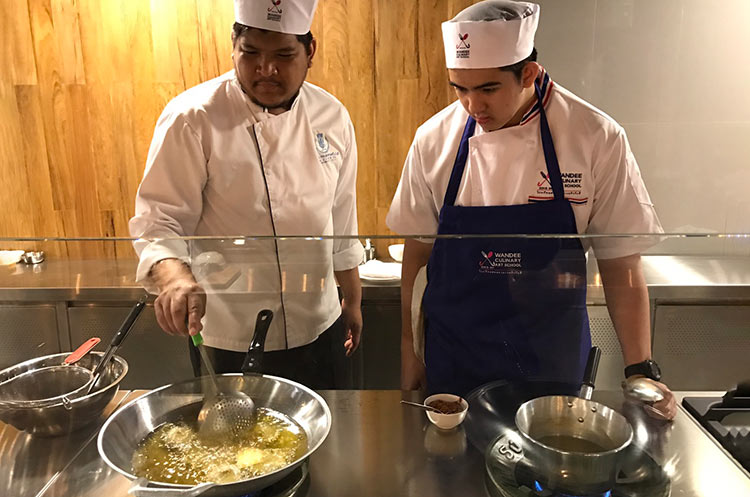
left=358, top=260, right=402, bottom=283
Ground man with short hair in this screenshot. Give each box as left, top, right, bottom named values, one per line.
left=387, top=0, right=675, bottom=419
left=130, top=0, right=364, bottom=388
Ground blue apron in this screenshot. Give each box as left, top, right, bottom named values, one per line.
left=423, top=81, right=591, bottom=396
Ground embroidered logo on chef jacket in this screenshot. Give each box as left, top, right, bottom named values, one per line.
left=479, top=250, right=522, bottom=275
left=529, top=171, right=588, bottom=205
left=314, top=131, right=340, bottom=164
left=315, top=132, right=329, bottom=153
left=456, top=33, right=470, bottom=59
left=267, top=0, right=282, bottom=21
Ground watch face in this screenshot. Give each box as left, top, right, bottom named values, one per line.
left=647, top=360, right=662, bottom=381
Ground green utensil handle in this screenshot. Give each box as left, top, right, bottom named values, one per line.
left=191, top=333, right=204, bottom=347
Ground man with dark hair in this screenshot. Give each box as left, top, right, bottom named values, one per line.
left=387, top=0, right=675, bottom=419
left=130, top=0, right=364, bottom=388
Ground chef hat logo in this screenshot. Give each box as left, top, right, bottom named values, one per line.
left=457, top=33, right=470, bottom=49
left=442, top=2, right=540, bottom=69
left=236, top=0, right=317, bottom=35
left=268, top=0, right=282, bottom=13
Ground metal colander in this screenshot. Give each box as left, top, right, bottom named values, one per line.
left=0, top=337, right=101, bottom=407
left=0, top=351, right=128, bottom=436
left=0, top=365, right=93, bottom=406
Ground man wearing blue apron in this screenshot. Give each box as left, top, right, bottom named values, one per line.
left=387, top=0, right=676, bottom=419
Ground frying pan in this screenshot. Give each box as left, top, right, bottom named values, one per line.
left=98, top=310, right=331, bottom=497
left=472, top=347, right=634, bottom=494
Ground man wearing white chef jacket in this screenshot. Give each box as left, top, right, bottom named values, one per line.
left=387, top=0, right=676, bottom=419
left=129, top=0, right=364, bottom=388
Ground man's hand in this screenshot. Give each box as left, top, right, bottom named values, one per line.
left=334, top=268, right=363, bottom=357
left=639, top=378, right=677, bottom=420
left=625, top=376, right=677, bottom=421
left=150, top=259, right=206, bottom=336
left=401, top=336, right=426, bottom=390
left=341, top=298, right=363, bottom=357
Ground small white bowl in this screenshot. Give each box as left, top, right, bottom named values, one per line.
left=424, top=393, right=468, bottom=430
left=388, top=243, right=404, bottom=262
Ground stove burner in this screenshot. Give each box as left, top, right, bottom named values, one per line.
left=485, top=432, right=670, bottom=497
left=683, top=386, right=750, bottom=474
left=530, top=479, right=612, bottom=497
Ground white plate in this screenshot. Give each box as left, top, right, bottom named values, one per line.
left=0, top=250, right=25, bottom=265
left=358, top=260, right=402, bottom=281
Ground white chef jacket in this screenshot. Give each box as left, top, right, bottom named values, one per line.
left=386, top=70, right=662, bottom=259
left=130, top=70, right=364, bottom=352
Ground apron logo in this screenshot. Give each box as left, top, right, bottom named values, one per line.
left=537, top=171, right=551, bottom=187
left=529, top=170, right=589, bottom=205
left=456, top=33, right=470, bottom=59
left=267, top=0, right=282, bottom=21
left=314, top=131, right=339, bottom=164
left=479, top=250, right=522, bottom=275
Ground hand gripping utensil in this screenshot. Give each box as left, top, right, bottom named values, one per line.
left=195, top=310, right=274, bottom=439
left=622, top=376, right=665, bottom=403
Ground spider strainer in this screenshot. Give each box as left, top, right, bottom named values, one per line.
left=193, top=333, right=256, bottom=438
left=193, top=309, right=273, bottom=438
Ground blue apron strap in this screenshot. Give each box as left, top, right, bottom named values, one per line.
left=443, top=117, right=477, bottom=207
left=534, top=81, right=565, bottom=201
left=444, top=81, right=563, bottom=207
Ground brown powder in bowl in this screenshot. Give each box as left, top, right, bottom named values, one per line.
left=427, top=399, right=464, bottom=414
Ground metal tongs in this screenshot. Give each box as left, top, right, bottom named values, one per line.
left=86, top=295, right=147, bottom=394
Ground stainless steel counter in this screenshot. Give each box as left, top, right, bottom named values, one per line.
left=2, top=390, right=748, bottom=497
left=0, top=390, right=138, bottom=497
left=0, top=256, right=749, bottom=302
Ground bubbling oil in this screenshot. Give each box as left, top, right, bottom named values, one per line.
left=131, top=408, right=308, bottom=485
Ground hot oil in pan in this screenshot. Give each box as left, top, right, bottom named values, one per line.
left=536, top=435, right=608, bottom=453
left=131, top=407, right=308, bottom=485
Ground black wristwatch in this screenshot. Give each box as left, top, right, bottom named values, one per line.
left=624, top=359, right=662, bottom=381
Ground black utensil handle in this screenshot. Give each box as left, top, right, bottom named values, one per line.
left=249, top=310, right=273, bottom=351
left=582, top=346, right=601, bottom=389
left=111, top=295, right=148, bottom=347
left=242, top=309, right=274, bottom=375
left=91, top=295, right=147, bottom=379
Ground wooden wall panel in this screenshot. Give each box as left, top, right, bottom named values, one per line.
left=0, top=0, right=474, bottom=259
left=2, top=0, right=38, bottom=84
left=51, top=0, right=86, bottom=84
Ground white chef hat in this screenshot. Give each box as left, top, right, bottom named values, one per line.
left=234, top=0, right=319, bottom=35
left=442, top=0, right=540, bottom=69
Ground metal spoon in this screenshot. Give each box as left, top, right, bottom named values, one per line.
left=622, top=377, right=665, bottom=403
left=401, top=400, right=446, bottom=414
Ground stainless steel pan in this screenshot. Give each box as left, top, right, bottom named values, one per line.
left=97, top=310, right=332, bottom=497
left=98, top=374, right=331, bottom=496
left=486, top=347, right=634, bottom=495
